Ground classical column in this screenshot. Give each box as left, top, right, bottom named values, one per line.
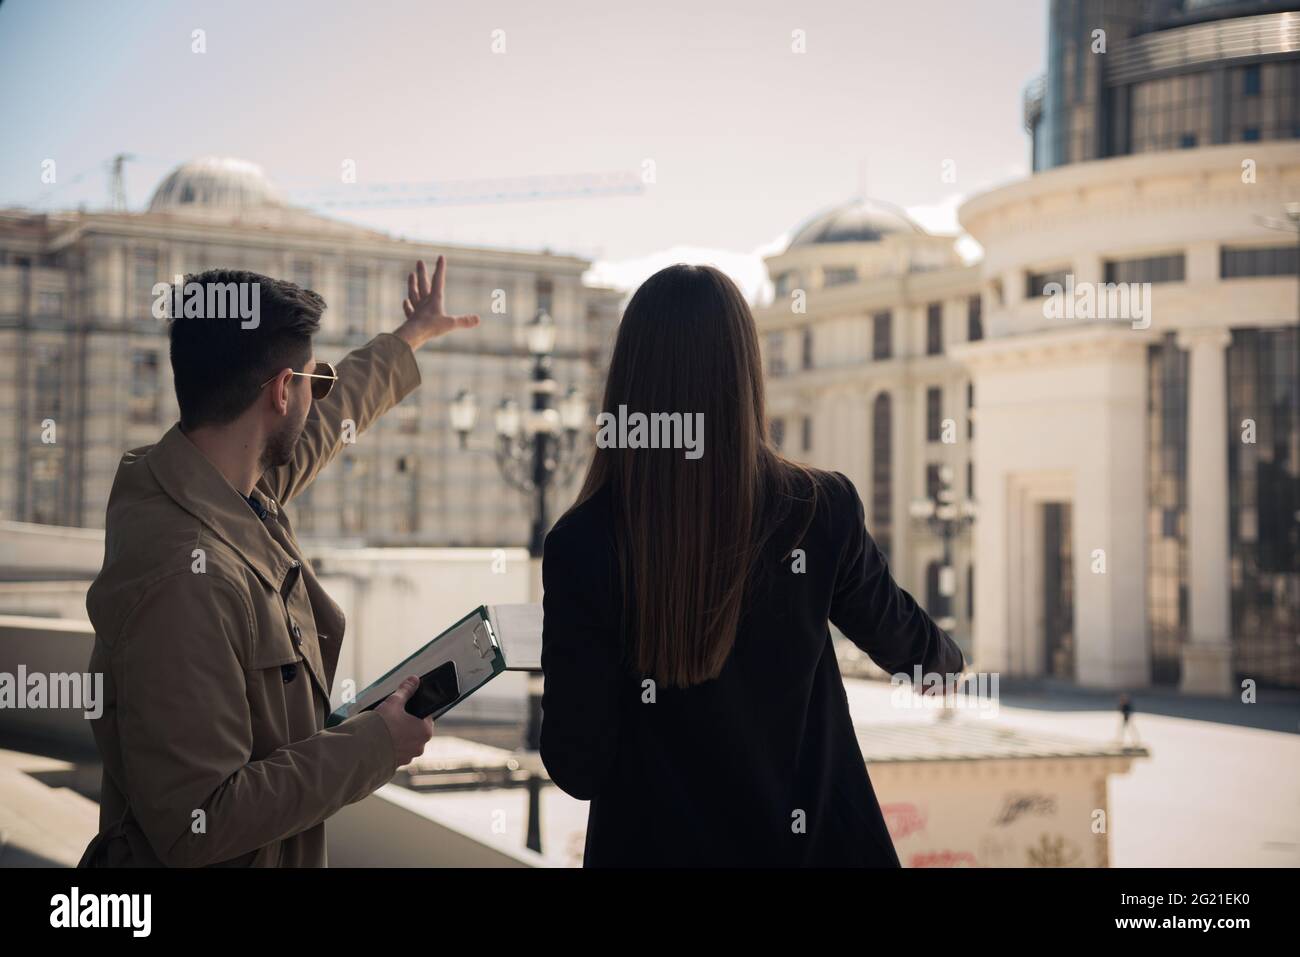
left=1177, top=328, right=1234, bottom=695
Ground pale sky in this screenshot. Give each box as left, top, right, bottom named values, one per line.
left=0, top=0, right=1046, bottom=300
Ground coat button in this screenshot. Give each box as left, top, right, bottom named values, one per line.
left=291, top=623, right=302, bottom=644
left=281, top=663, right=297, bottom=683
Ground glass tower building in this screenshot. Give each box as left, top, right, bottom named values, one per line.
left=1027, top=0, right=1300, bottom=171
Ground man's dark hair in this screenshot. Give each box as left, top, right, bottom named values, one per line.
left=167, top=269, right=324, bottom=430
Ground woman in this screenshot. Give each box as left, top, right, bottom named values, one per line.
left=540, top=264, right=965, bottom=867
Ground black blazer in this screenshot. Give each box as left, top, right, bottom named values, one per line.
left=539, top=469, right=965, bottom=867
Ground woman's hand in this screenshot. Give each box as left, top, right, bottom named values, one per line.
left=395, top=255, right=481, bottom=350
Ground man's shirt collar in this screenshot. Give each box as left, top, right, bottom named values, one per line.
left=145, top=424, right=295, bottom=589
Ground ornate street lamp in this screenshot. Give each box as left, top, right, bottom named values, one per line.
left=449, top=390, right=478, bottom=448
left=449, top=308, right=590, bottom=854
left=451, top=310, right=588, bottom=555
left=909, top=465, right=976, bottom=633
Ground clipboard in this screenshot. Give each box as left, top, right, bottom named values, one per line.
left=325, top=603, right=542, bottom=728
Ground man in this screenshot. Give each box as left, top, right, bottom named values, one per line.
left=80, top=257, right=479, bottom=867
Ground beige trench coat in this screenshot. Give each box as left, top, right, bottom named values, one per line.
left=80, top=332, right=421, bottom=867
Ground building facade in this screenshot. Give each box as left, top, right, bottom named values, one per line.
left=0, top=157, right=623, bottom=547
left=760, top=0, right=1299, bottom=691
left=967, top=0, right=1299, bottom=693
left=754, top=200, right=983, bottom=652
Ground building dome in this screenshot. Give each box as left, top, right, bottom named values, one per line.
left=789, top=197, right=925, bottom=247
left=148, top=157, right=285, bottom=212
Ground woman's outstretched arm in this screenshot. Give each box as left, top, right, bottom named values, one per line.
left=827, top=472, right=966, bottom=680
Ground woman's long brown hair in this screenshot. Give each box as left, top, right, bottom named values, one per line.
left=567, top=264, right=816, bottom=688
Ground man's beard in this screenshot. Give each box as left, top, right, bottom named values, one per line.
left=261, top=418, right=305, bottom=471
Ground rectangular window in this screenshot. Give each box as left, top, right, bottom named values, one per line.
left=770, top=417, right=785, bottom=450
left=966, top=382, right=974, bottom=440
left=1103, top=253, right=1185, bottom=285
left=967, top=295, right=983, bottom=342
left=871, top=393, right=892, bottom=558
left=926, top=386, right=942, bottom=442
left=801, top=328, right=814, bottom=371
left=801, top=416, right=813, bottom=453
left=36, top=290, right=64, bottom=316
left=823, top=266, right=857, bottom=287
left=134, top=249, right=160, bottom=312
left=30, top=446, right=63, bottom=524
left=1227, top=327, right=1300, bottom=688
left=925, top=463, right=942, bottom=502
left=33, top=344, right=64, bottom=424
left=536, top=277, right=554, bottom=314
left=397, top=397, right=419, bottom=435
left=1243, top=63, right=1261, bottom=96
left=340, top=454, right=366, bottom=534
left=872, top=311, right=892, bottom=360
left=291, top=260, right=315, bottom=290
left=31, top=346, right=65, bottom=524
left=1147, top=333, right=1189, bottom=686
left=926, top=304, right=943, bottom=356
left=1221, top=245, right=1300, bottom=279
left=767, top=331, right=787, bottom=376
left=345, top=265, right=368, bottom=337
left=130, top=350, right=160, bottom=425
left=1026, top=267, right=1070, bottom=298
left=394, top=455, right=420, bottom=535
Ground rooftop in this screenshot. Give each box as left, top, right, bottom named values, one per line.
left=148, top=157, right=285, bottom=213
left=788, top=197, right=926, bottom=248
left=856, top=718, right=1150, bottom=763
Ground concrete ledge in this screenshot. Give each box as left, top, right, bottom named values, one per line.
left=0, top=750, right=98, bottom=867
left=329, top=783, right=548, bottom=867
left=0, top=615, right=97, bottom=751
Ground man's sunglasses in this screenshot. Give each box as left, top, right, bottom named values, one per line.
left=260, top=361, right=338, bottom=401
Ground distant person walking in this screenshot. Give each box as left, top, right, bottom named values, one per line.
left=1117, top=693, right=1142, bottom=746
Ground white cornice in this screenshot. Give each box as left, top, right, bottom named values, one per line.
left=950, top=323, right=1156, bottom=369
left=755, top=263, right=979, bottom=328
left=1, top=206, right=594, bottom=274
left=960, top=141, right=1300, bottom=240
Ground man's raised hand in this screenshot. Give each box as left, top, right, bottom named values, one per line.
left=395, top=256, right=481, bottom=350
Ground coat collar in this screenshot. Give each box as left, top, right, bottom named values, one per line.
left=146, top=423, right=296, bottom=590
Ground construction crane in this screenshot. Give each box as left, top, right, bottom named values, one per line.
left=288, top=169, right=645, bottom=210
left=91, top=154, right=643, bottom=212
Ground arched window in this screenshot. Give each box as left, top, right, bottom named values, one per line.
left=871, top=392, right=892, bottom=557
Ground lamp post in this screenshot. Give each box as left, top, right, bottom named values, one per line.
left=909, top=465, right=976, bottom=633
left=449, top=309, right=588, bottom=855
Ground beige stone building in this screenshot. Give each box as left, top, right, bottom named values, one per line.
left=0, top=157, right=623, bottom=546
left=755, top=199, right=983, bottom=651
left=758, top=0, right=1300, bottom=693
